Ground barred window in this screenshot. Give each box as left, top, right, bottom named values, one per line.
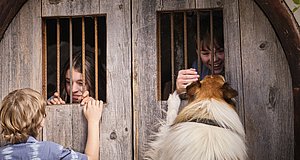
left=158, top=10, right=224, bottom=100
left=42, top=16, right=107, bottom=103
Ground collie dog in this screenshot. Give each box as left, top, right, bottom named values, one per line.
left=145, top=75, right=247, bottom=160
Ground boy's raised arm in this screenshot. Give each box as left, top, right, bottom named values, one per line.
left=83, top=99, right=104, bottom=160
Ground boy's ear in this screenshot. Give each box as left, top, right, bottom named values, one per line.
left=186, top=80, right=201, bottom=97
left=221, top=82, right=238, bottom=99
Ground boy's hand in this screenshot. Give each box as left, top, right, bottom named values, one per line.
left=83, top=99, right=103, bottom=123
left=176, top=68, right=199, bottom=94
left=47, top=92, right=66, bottom=105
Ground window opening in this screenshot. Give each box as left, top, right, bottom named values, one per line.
left=42, top=16, right=107, bottom=103
left=158, top=10, right=224, bottom=100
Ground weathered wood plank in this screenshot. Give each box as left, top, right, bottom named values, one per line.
left=223, top=0, right=244, bottom=121
left=253, top=0, right=300, bottom=88
left=99, top=0, right=132, bottom=159
left=239, top=0, right=294, bottom=159
left=43, top=104, right=74, bottom=150
left=0, top=0, right=42, bottom=98
left=43, top=104, right=88, bottom=152
left=0, top=0, right=42, bottom=146
left=42, top=0, right=100, bottom=17
left=0, top=0, right=27, bottom=41
left=132, top=1, right=162, bottom=159
left=158, top=0, right=196, bottom=11
left=195, top=0, right=224, bottom=9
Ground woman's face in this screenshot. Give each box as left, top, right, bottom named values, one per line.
left=200, top=44, right=225, bottom=74
left=65, top=68, right=88, bottom=103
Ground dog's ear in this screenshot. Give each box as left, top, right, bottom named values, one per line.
left=221, top=82, right=238, bottom=99
left=186, top=80, right=201, bottom=97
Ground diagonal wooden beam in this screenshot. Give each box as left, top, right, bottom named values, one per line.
left=0, top=0, right=28, bottom=41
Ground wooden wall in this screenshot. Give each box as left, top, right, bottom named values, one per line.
left=0, top=0, right=294, bottom=159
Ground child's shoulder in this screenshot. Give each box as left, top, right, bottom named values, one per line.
left=0, top=137, right=63, bottom=159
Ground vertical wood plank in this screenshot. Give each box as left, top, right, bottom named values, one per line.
left=71, top=105, right=88, bottom=152
left=43, top=104, right=88, bottom=152
left=0, top=0, right=42, bottom=98
left=42, top=0, right=100, bottom=17
left=99, top=0, right=132, bottom=159
left=239, top=0, right=294, bottom=159
left=223, top=0, right=244, bottom=121
left=132, top=0, right=162, bottom=159
left=43, top=105, right=74, bottom=149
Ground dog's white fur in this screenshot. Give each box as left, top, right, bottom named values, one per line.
left=145, top=76, right=247, bottom=160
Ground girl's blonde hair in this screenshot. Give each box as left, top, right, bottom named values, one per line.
left=0, top=88, right=46, bottom=144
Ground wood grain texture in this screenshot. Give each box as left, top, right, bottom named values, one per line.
left=43, top=104, right=87, bottom=152
left=158, top=0, right=195, bottom=11
left=0, top=0, right=27, bottom=41
left=254, top=0, right=300, bottom=88
left=99, top=0, right=132, bottom=159
left=132, top=0, right=162, bottom=159
left=239, top=0, right=294, bottom=159
left=0, top=0, right=42, bottom=99
left=43, top=104, right=74, bottom=150
left=223, top=0, right=245, bottom=122
left=42, top=0, right=100, bottom=17
left=195, top=0, right=223, bottom=9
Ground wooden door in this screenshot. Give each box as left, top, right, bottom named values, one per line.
left=42, top=0, right=132, bottom=159
left=132, top=0, right=244, bottom=159
left=0, top=0, right=295, bottom=159
left=132, top=0, right=294, bottom=159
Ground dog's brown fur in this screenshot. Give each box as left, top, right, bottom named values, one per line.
left=145, top=75, right=247, bottom=160
left=174, top=75, right=238, bottom=124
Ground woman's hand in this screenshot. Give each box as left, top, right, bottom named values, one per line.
left=47, top=92, right=66, bottom=105
left=80, top=91, right=93, bottom=106
left=176, top=68, right=199, bottom=94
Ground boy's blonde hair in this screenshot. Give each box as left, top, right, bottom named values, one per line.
left=0, top=88, right=46, bottom=144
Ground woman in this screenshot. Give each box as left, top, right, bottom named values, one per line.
left=47, top=50, right=105, bottom=105
left=176, top=12, right=224, bottom=95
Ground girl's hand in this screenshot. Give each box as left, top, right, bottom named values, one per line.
left=176, top=68, right=199, bottom=94
left=47, top=92, right=66, bottom=105
left=80, top=91, right=93, bottom=106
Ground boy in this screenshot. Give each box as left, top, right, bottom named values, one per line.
left=0, top=88, right=103, bottom=160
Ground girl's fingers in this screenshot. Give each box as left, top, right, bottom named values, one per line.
left=82, top=91, right=89, bottom=98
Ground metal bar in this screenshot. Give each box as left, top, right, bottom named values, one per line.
left=42, top=19, right=47, bottom=99
left=197, top=12, right=201, bottom=77
left=69, top=17, right=73, bottom=103
left=94, top=17, right=99, bottom=100
left=82, top=17, right=86, bottom=93
left=184, top=12, right=188, bottom=69
left=210, top=11, right=214, bottom=75
left=56, top=18, right=60, bottom=95
left=171, top=13, right=175, bottom=92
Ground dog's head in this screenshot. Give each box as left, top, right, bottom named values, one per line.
left=173, top=75, right=238, bottom=125
left=186, top=75, right=238, bottom=106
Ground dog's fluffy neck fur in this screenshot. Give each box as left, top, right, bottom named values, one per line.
left=174, top=98, right=245, bottom=138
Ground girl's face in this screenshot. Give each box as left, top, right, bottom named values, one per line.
left=200, top=44, right=225, bottom=74
left=65, top=68, right=88, bottom=103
